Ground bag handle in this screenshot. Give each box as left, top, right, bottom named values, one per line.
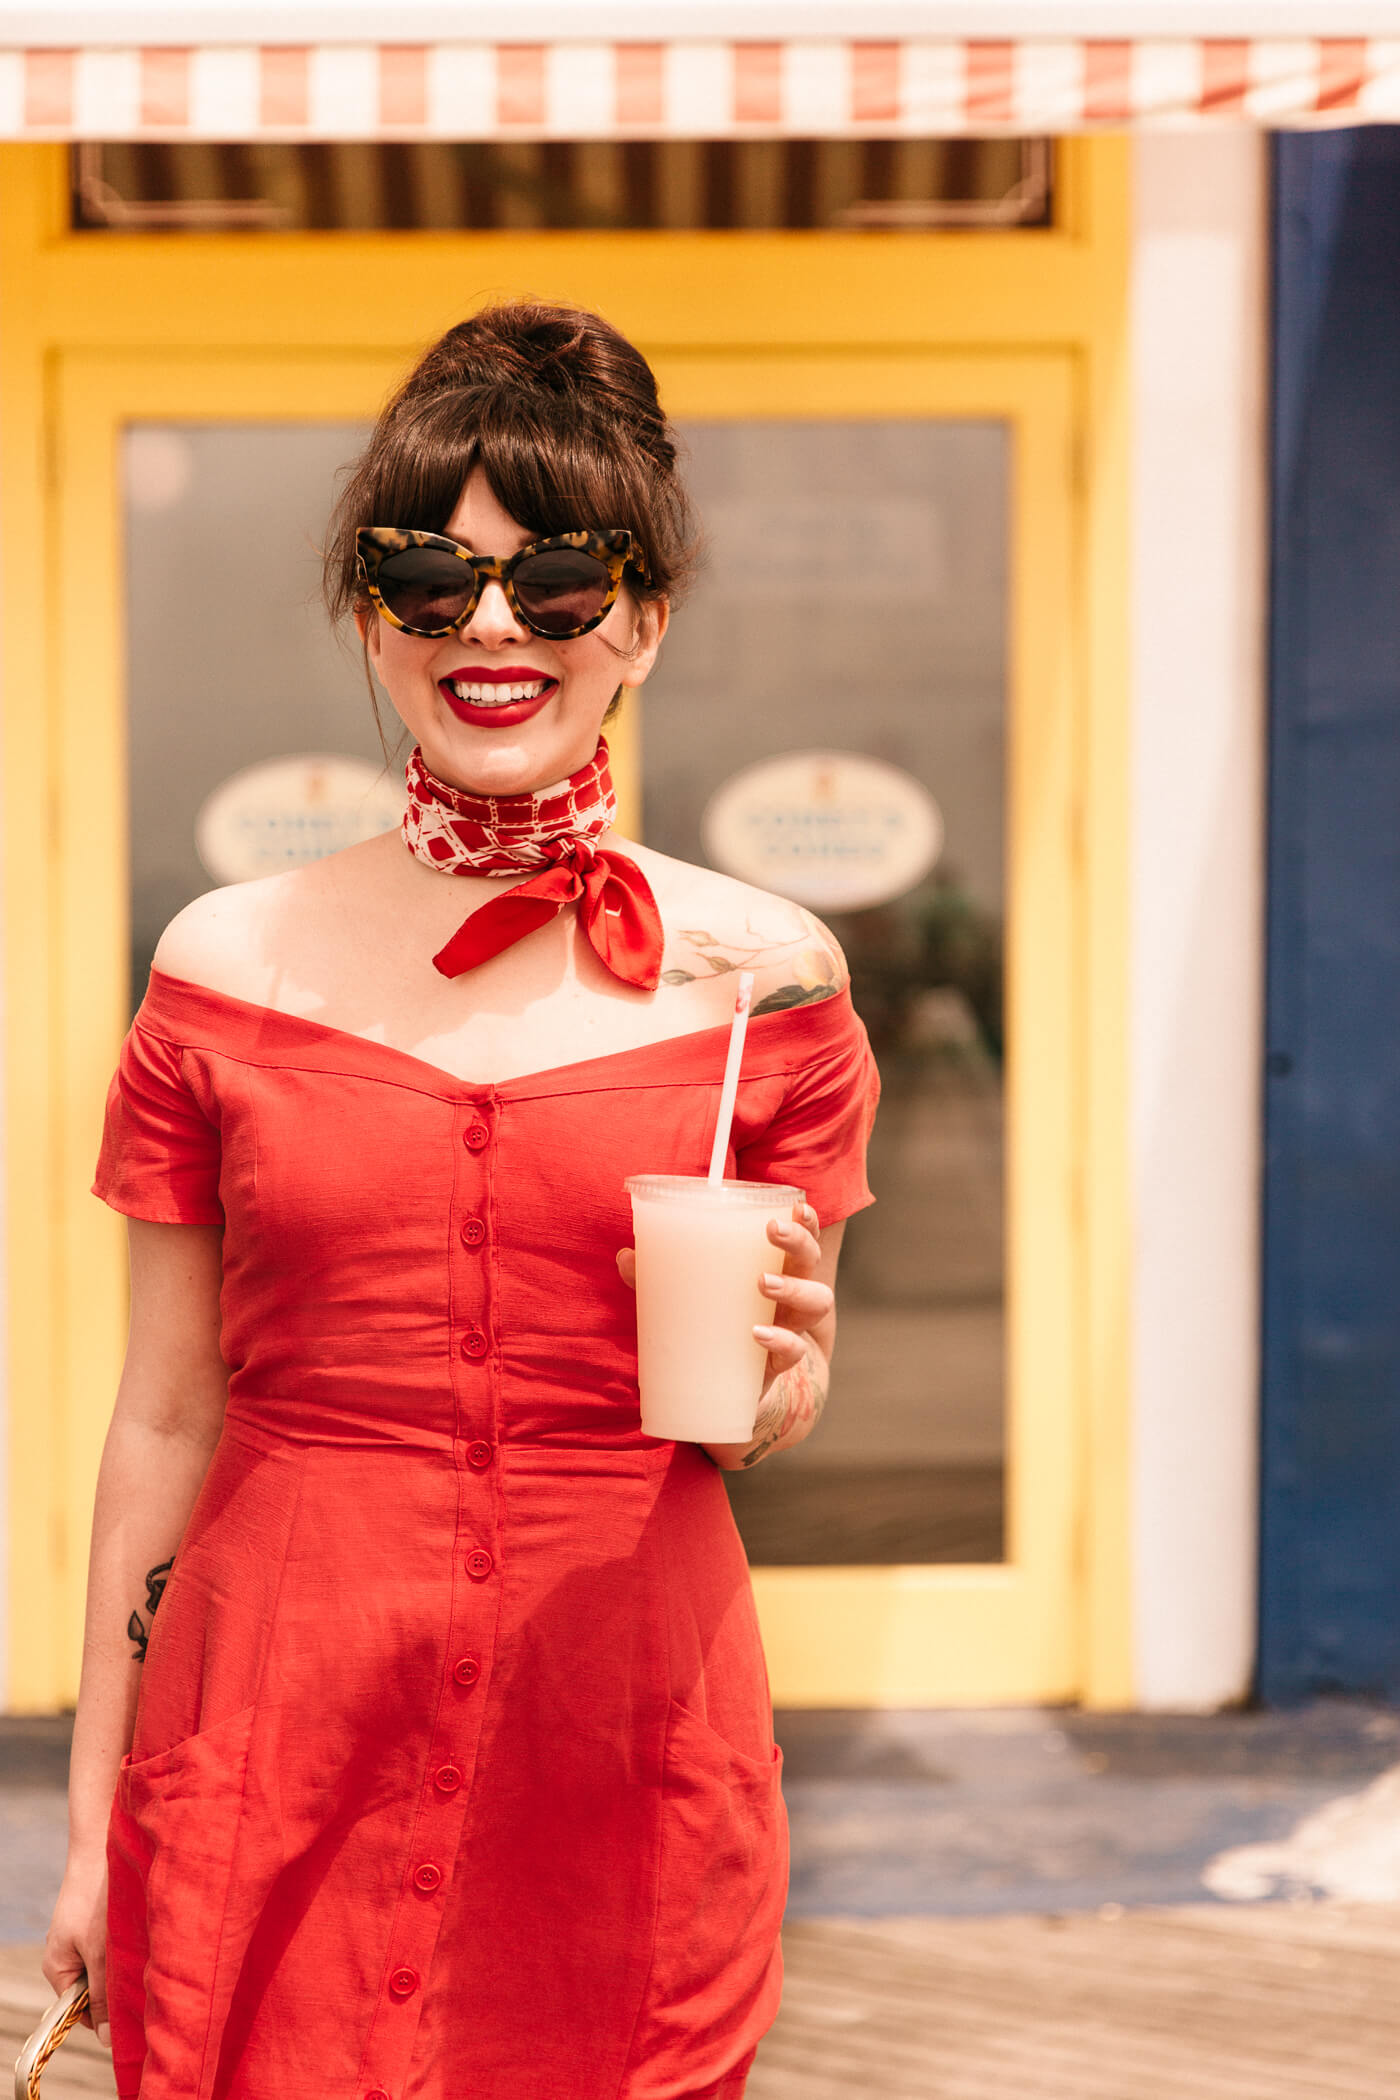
left=14, top=1977, right=90, bottom=2100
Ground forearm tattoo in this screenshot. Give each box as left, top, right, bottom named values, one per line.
left=743, top=1336, right=828, bottom=1468
left=127, top=1559, right=173, bottom=1662
left=660, top=908, right=846, bottom=1015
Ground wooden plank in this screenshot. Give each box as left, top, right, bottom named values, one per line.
left=750, top=1907, right=1400, bottom=2100
left=4, top=1905, right=1400, bottom=2100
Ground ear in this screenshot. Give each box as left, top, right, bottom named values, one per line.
left=354, top=604, right=381, bottom=662
left=624, top=596, right=670, bottom=689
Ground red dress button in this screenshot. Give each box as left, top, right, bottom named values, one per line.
left=433, top=1763, right=463, bottom=1793
left=460, top=1328, right=488, bottom=1361
left=413, top=1862, right=443, bottom=1893
left=460, top=1216, right=486, bottom=1248
left=466, top=1440, right=493, bottom=1469
left=366, top=2088, right=392, bottom=2100
left=388, top=1966, right=420, bottom=1999
left=464, top=1122, right=489, bottom=1151
left=465, top=1549, right=493, bottom=1580
left=453, top=1655, right=481, bottom=1687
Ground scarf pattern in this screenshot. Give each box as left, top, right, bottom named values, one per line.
left=401, top=739, right=665, bottom=993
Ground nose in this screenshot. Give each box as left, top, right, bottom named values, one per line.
left=459, top=578, right=527, bottom=648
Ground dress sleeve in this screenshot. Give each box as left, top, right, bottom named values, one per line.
left=733, top=1001, right=881, bottom=1227
left=92, top=1017, right=224, bottom=1225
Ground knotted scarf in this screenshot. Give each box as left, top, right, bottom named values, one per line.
left=401, top=739, right=664, bottom=992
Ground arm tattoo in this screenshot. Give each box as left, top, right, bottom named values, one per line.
left=660, top=909, right=846, bottom=1015
left=742, top=1336, right=828, bottom=1468
left=127, top=1559, right=173, bottom=1662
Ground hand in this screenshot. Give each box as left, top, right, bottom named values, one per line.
left=43, top=1853, right=109, bottom=2047
left=748, top=1203, right=832, bottom=1384
left=615, top=1202, right=834, bottom=1470
left=708, top=1202, right=831, bottom=1468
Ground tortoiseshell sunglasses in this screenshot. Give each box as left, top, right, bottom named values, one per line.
left=355, top=526, right=646, bottom=641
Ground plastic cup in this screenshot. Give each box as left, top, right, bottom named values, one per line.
left=625, top=1175, right=806, bottom=1443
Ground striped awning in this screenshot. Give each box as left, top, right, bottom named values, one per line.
left=9, top=38, right=1400, bottom=139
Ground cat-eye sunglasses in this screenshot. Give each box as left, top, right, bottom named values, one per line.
left=356, top=526, right=647, bottom=642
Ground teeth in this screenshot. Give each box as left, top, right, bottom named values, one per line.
left=448, top=678, right=550, bottom=706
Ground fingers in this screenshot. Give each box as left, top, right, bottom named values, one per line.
left=752, top=1324, right=809, bottom=1372
left=615, top=1247, right=636, bottom=1291
left=41, top=1946, right=80, bottom=1997
left=767, top=1206, right=821, bottom=1275
left=42, top=1936, right=103, bottom=2040
left=758, top=1271, right=833, bottom=1330
left=87, top=1947, right=109, bottom=2048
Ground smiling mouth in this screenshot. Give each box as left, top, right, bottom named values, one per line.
left=443, top=676, right=556, bottom=708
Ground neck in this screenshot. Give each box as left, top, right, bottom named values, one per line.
left=402, top=737, right=618, bottom=877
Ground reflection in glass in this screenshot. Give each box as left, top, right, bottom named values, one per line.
left=644, top=420, right=1008, bottom=1565
left=124, top=422, right=387, bottom=1004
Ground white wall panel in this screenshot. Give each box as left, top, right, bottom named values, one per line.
left=1130, top=129, right=1268, bottom=1710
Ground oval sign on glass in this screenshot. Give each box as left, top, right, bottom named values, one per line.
left=701, top=750, right=943, bottom=912
left=195, top=754, right=405, bottom=884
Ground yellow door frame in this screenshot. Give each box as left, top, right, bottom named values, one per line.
left=0, top=137, right=1132, bottom=1713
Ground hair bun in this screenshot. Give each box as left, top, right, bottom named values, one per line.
left=398, top=303, right=673, bottom=468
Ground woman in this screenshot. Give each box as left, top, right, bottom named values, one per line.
left=44, top=303, right=879, bottom=2100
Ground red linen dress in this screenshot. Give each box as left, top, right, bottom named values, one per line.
left=93, top=968, right=879, bottom=2100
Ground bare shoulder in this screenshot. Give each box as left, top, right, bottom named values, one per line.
left=151, top=834, right=394, bottom=1001
left=629, top=846, right=850, bottom=1015
left=152, top=875, right=287, bottom=1001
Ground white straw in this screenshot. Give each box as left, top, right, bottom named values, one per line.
left=707, top=972, right=755, bottom=1184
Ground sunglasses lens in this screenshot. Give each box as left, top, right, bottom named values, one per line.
left=374, top=548, right=475, bottom=632
left=512, top=549, right=614, bottom=635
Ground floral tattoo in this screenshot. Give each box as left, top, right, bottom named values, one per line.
left=743, top=1335, right=828, bottom=1468
left=127, top=1558, right=173, bottom=1662
left=660, top=909, right=845, bottom=1015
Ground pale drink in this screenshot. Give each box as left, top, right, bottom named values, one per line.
left=625, top=1175, right=805, bottom=1443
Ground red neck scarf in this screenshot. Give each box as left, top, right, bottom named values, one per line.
left=401, top=738, right=664, bottom=992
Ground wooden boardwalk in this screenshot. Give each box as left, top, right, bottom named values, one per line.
left=755, top=1905, right=1400, bottom=2100
left=4, top=1904, right=1400, bottom=2099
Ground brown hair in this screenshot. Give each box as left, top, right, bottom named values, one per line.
left=325, top=301, right=697, bottom=635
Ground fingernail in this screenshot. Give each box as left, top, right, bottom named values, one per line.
left=754, top=1325, right=782, bottom=1343
left=761, top=1272, right=784, bottom=1291
left=97, top=2023, right=110, bottom=2050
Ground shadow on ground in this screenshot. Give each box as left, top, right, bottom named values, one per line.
left=773, top=1701, right=1400, bottom=1917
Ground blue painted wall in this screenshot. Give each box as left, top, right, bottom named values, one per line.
left=1260, top=130, right=1400, bottom=1702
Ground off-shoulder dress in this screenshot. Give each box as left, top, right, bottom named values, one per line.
left=93, top=967, right=879, bottom=2100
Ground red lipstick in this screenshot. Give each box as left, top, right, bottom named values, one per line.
left=439, top=666, right=558, bottom=728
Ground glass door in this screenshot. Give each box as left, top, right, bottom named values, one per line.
left=645, top=418, right=1008, bottom=1569
left=41, top=325, right=1092, bottom=1712
left=644, top=351, right=1080, bottom=1704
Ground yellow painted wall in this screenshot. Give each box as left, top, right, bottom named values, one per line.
left=0, top=137, right=1132, bottom=1712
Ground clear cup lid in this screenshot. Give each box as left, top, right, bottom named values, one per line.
left=625, top=1175, right=805, bottom=1208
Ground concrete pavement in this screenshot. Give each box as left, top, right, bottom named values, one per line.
left=777, top=1701, right=1400, bottom=1915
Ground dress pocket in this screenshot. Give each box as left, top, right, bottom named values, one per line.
left=113, top=1702, right=257, bottom=1929
left=666, top=1700, right=782, bottom=1783
left=626, top=1703, right=787, bottom=2094
left=108, top=1704, right=258, bottom=2100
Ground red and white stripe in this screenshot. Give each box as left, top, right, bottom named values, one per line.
left=4, top=38, right=1399, bottom=139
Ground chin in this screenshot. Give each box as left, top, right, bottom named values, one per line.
left=425, top=720, right=599, bottom=799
